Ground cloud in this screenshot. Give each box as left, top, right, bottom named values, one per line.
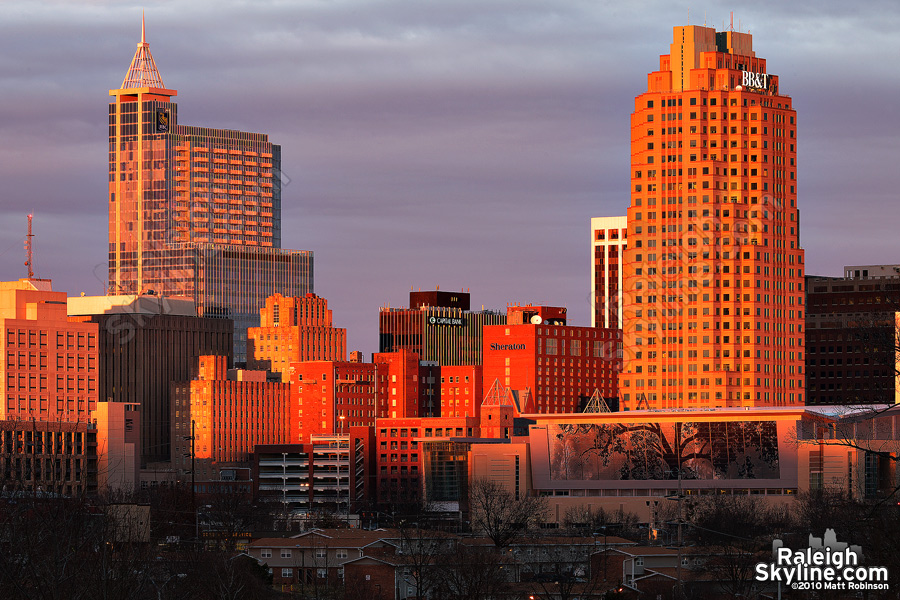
left=1, top=0, right=899, bottom=355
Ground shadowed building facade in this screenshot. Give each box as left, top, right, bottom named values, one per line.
left=107, top=19, right=312, bottom=362
left=68, top=294, right=232, bottom=466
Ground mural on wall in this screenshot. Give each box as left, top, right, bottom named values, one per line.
left=548, top=421, right=780, bottom=481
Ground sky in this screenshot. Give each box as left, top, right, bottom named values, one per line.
left=1, top=0, right=899, bottom=357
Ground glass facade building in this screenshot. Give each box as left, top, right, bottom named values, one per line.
left=108, top=24, right=312, bottom=361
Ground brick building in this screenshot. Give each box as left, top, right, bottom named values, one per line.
left=483, top=305, right=621, bottom=413
left=248, top=293, right=346, bottom=381
left=1, top=279, right=99, bottom=423
left=171, top=355, right=291, bottom=481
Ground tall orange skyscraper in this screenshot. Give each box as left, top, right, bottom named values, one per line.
left=618, top=25, right=804, bottom=410
left=108, top=18, right=312, bottom=361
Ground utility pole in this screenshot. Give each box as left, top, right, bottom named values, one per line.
left=192, top=419, right=198, bottom=541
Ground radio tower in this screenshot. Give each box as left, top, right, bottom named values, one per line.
left=25, top=214, right=34, bottom=279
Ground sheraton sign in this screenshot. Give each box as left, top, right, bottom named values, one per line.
left=490, top=343, right=526, bottom=351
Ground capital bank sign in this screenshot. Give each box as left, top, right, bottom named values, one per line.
left=742, top=71, right=770, bottom=90
left=428, top=316, right=465, bottom=326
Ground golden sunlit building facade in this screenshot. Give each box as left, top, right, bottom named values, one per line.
left=619, top=25, right=804, bottom=410
left=1, top=279, right=98, bottom=423
left=247, top=293, right=346, bottom=381
left=108, top=20, right=312, bottom=361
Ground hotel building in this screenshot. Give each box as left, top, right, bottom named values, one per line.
left=107, top=20, right=312, bottom=361
left=618, top=25, right=804, bottom=410
left=483, top=305, right=621, bottom=413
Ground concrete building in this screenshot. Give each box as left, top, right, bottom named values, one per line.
left=68, top=294, right=232, bottom=465
left=107, top=20, right=312, bottom=361
left=1, top=279, right=99, bottom=423
left=591, top=216, right=627, bottom=330
left=253, top=429, right=373, bottom=516
left=0, top=418, right=98, bottom=496
left=93, top=401, right=140, bottom=494
left=247, top=293, right=346, bottom=381
left=616, top=25, right=805, bottom=410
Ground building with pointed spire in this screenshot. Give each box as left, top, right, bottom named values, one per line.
left=108, top=17, right=313, bottom=361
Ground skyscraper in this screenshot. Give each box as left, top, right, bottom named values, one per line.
left=108, top=18, right=312, bottom=361
left=618, top=25, right=805, bottom=410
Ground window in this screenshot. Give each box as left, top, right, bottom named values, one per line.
left=282, top=568, right=293, bottom=578
left=337, top=549, right=348, bottom=559
left=316, top=549, right=327, bottom=558
left=261, top=549, right=272, bottom=558
left=281, top=549, right=292, bottom=558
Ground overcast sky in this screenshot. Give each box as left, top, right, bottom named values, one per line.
left=1, top=0, right=898, bottom=356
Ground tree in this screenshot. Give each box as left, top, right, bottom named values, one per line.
left=468, top=478, right=548, bottom=548
left=398, top=520, right=456, bottom=600
left=434, top=543, right=511, bottom=600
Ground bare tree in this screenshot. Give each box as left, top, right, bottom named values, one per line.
left=434, top=544, right=511, bottom=600
left=468, top=478, right=548, bottom=548
left=398, top=520, right=455, bottom=600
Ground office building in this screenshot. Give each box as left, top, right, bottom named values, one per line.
left=482, top=305, right=621, bottom=413
left=248, top=293, right=346, bottom=381
left=379, top=289, right=505, bottom=366
left=171, top=356, right=291, bottom=481
left=107, top=20, right=312, bottom=362
left=618, top=25, right=804, bottom=410
left=1, top=279, right=99, bottom=423
left=0, top=419, right=98, bottom=496
left=806, top=265, right=900, bottom=405
left=591, top=216, right=627, bottom=329
left=68, top=294, right=232, bottom=465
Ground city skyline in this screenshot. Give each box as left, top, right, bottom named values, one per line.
left=1, top=1, right=899, bottom=357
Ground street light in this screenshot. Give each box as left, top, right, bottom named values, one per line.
left=338, top=415, right=347, bottom=519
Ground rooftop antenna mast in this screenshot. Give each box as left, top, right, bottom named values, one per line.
left=25, top=214, right=34, bottom=279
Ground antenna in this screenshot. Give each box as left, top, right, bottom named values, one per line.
left=730, top=11, right=734, bottom=31
left=25, top=214, right=34, bottom=279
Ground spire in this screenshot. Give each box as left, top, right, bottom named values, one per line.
left=120, top=14, right=165, bottom=89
